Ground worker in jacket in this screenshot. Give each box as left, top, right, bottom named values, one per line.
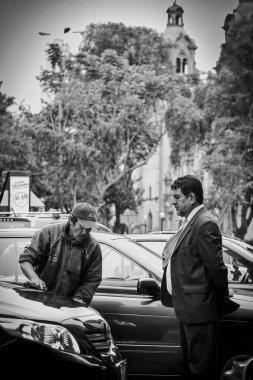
left=19, top=202, right=102, bottom=306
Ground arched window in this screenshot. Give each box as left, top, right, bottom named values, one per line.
left=176, top=58, right=181, bottom=73
left=176, top=15, right=182, bottom=25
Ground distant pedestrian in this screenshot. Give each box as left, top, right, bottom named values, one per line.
left=161, top=175, right=239, bottom=380
left=19, top=202, right=102, bottom=306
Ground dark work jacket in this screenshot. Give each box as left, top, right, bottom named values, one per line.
left=19, top=222, right=102, bottom=305
left=161, top=207, right=239, bottom=324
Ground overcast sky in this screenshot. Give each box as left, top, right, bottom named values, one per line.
left=0, top=0, right=238, bottom=113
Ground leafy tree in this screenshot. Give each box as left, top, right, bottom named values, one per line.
left=201, top=19, right=253, bottom=239
left=0, top=87, right=34, bottom=187
left=21, top=23, right=191, bottom=227
left=163, top=17, right=253, bottom=240
left=34, top=33, right=168, bottom=217
left=164, top=76, right=205, bottom=165
left=80, top=22, right=171, bottom=72
left=103, top=175, right=144, bottom=233
left=63, top=49, right=166, bottom=224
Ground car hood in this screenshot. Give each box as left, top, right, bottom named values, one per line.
left=0, top=281, right=98, bottom=323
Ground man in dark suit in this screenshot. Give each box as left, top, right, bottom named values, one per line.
left=161, top=175, right=239, bottom=380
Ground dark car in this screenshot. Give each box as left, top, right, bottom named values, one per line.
left=0, top=228, right=253, bottom=379
left=127, top=233, right=253, bottom=287
left=0, top=230, right=126, bottom=379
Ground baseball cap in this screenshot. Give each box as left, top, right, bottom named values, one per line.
left=71, top=202, right=98, bottom=229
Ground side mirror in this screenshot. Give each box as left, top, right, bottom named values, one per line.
left=137, top=278, right=160, bottom=297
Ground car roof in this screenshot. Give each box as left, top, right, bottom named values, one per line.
left=0, top=227, right=115, bottom=239
left=0, top=227, right=39, bottom=237
left=127, top=233, right=172, bottom=241
left=222, top=237, right=253, bottom=263
left=149, top=231, right=177, bottom=235
left=130, top=232, right=253, bottom=248
left=128, top=233, right=253, bottom=265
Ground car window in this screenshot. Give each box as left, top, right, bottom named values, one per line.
left=0, top=237, right=29, bottom=282
left=222, top=247, right=250, bottom=283
left=100, top=243, right=148, bottom=280
left=135, top=238, right=252, bottom=285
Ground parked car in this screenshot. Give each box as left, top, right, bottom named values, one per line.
left=127, top=233, right=253, bottom=287
left=57, top=214, right=113, bottom=233
left=0, top=212, right=112, bottom=232
left=0, top=230, right=126, bottom=379
left=0, top=228, right=253, bottom=379
left=0, top=212, right=61, bottom=229
left=148, top=230, right=253, bottom=253
left=0, top=216, right=31, bottom=228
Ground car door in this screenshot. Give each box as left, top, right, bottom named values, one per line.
left=91, top=242, right=183, bottom=377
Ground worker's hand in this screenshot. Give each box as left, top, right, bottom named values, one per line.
left=30, top=277, right=47, bottom=291
left=73, top=296, right=87, bottom=306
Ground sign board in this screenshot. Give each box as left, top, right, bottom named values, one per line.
left=9, top=175, right=30, bottom=213
left=0, top=171, right=31, bottom=213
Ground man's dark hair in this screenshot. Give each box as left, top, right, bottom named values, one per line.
left=171, top=175, right=203, bottom=204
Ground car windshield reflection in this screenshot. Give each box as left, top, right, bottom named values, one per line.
left=0, top=237, right=29, bottom=282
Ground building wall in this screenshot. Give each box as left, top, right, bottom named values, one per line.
left=131, top=103, right=206, bottom=234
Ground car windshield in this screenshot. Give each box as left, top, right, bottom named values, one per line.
left=0, top=236, right=30, bottom=282
left=110, top=237, right=163, bottom=276
left=138, top=241, right=166, bottom=255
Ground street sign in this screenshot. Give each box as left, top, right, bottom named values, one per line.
left=1, top=171, right=31, bottom=213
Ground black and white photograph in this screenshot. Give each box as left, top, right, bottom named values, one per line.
left=0, top=1, right=253, bottom=379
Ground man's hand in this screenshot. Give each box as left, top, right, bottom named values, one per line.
left=30, top=278, right=47, bottom=290
left=73, top=296, right=87, bottom=306
left=20, top=262, right=47, bottom=290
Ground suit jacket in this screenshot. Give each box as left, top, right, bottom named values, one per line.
left=161, top=206, right=239, bottom=324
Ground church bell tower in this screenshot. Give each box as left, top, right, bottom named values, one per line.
left=163, top=1, right=198, bottom=74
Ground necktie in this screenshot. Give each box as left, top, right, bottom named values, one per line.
left=163, top=218, right=188, bottom=294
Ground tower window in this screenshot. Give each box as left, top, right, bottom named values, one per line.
left=176, top=15, right=182, bottom=25
left=183, top=58, right=188, bottom=73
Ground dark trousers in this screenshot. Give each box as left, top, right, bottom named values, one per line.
left=179, top=321, right=219, bottom=380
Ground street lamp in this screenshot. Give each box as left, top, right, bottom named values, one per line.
left=163, top=173, right=173, bottom=229
left=144, top=215, right=147, bottom=233
left=160, top=211, right=165, bottom=231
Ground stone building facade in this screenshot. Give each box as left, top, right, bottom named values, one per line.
left=163, top=1, right=198, bottom=75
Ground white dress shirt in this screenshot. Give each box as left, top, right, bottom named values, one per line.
left=166, top=204, right=204, bottom=294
